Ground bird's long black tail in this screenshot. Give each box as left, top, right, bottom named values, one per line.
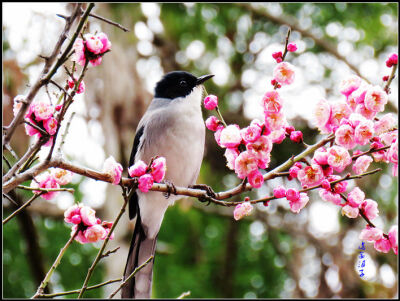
left=121, top=214, right=157, bottom=298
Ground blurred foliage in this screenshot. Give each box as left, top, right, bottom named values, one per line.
left=3, top=2, right=398, bottom=299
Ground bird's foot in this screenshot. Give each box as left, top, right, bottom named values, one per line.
left=163, top=180, right=177, bottom=199
left=189, top=184, right=217, bottom=206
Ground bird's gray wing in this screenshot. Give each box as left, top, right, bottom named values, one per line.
left=128, top=125, right=145, bottom=219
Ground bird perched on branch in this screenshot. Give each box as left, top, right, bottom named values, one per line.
left=121, top=71, right=214, bottom=298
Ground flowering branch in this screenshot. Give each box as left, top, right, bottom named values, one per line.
left=88, top=12, right=130, bottom=32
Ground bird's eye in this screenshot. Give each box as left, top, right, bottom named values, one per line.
left=179, top=80, right=187, bottom=87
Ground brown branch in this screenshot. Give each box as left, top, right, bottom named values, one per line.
left=88, top=12, right=130, bottom=32
left=3, top=193, right=43, bottom=225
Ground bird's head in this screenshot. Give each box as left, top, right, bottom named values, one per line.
left=154, top=71, right=214, bottom=100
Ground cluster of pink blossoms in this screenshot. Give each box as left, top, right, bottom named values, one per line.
left=128, top=157, right=167, bottom=193
left=64, top=203, right=113, bottom=244
left=30, top=168, right=73, bottom=200
left=205, top=44, right=307, bottom=221
left=17, top=97, right=60, bottom=146
left=73, top=32, right=112, bottom=67
left=359, top=225, right=397, bottom=254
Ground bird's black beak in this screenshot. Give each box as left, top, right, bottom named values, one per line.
left=196, top=74, right=214, bottom=85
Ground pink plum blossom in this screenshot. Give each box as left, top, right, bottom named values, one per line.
left=273, top=186, right=286, bottom=198
left=97, top=32, right=112, bottom=53
left=297, top=164, right=325, bottom=187
left=269, top=128, right=286, bottom=144
left=219, top=124, right=242, bottom=148
left=102, top=221, right=114, bottom=240
left=67, top=77, right=85, bottom=94
left=30, top=173, right=60, bottom=200
left=388, top=225, right=398, bottom=254
left=330, top=101, right=352, bottom=129
left=248, top=170, right=264, bottom=188
left=224, top=148, right=239, bottom=170
left=386, top=53, right=398, bottom=67
left=314, top=99, right=332, bottom=133
left=359, top=225, right=383, bottom=242
left=289, top=165, right=301, bottom=179
left=240, top=124, right=262, bottom=144
left=234, top=151, right=258, bottom=179
left=347, top=187, right=365, bottom=208
left=138, top=174, right=154, bottom=193
left=319, top=189, right=341, bottom=205
left=290, top=131, right=303, bottom=143
left=203, top=95, right=218, bottom=110
left=355, top=103, right=377, bottom=120
left=214, top=125, right=224, bottom=146
left=379, top=130, right=397, bottom=146
left=43, top=117, right=58, bottom=135
left=374, top=237, right=391, bottom=253
left=24, top=117, right=41, bottom=137
left=273, top=62, right=295, bottom=85
left=272, top=51, right=283, bottom=62
left=335, top=124, right=356, bottom=149
left=354, top=119, right=374, bottom=145
left=339, top=75, right=361, bottom=97
left=264, top=111, right=287, bottom=131
left=387, top=139, right=398, bottom=164
left=286, top=188, right=300, bottom=202
left=128, top=160, right=148, bottom=178
left=233, top=202, right=254, bottom=220
left=341, top=205, right=359, bottom=218
left=64, top=204, right=82, bottom=224
left=102, top=156, right=123, bottom=185
left=33, top=101, right=55, bottom=121
left=246, top=135, right=272, bottom=160
left=352, top=155, right=373, bottom=175
left=262, top=90, right=283, bottom=113
left=326, top=146, right=352, bottom=173
left=361, top=199, right=379, bottom=220
left=289, top=192, right=309, bottom=213
left=80, top=205, right=98, bottom=226
left=364, top=85, right=388, bottom=112
left=287, top=43, right=297, bottom=52
left=312, top=147, right=329, bottom=166
left=205, top=116, right=220, bottom=131
left=72, top=225, right=89, bottom=244
left=84, top=33, right=104, bottom=54
left=151, top=157, right=167, bottom=182
left=73, top=38, right=86, bottom=66
left=84, top=224, right=107, bottom=243
left=374, top=113, right=396, bottom=135
left=51, top=168, right=73, bottom=185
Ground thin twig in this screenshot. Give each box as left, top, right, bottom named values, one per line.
left=108, top=256, right=154, bottom=299
left=384, top=63, right=398, bottom=94
left=77, top=186, right=132, bottom=298
left=17, top=185, right=74, bottom=194
left=32, top=230, right=79, bottom=298
left=100, top=246, right=120, bottom=259
left=2, top=193, right=18, bottom=206
left=3, top=193, right=42, bottom=225
left=57, top=111, right=75, bottom=154
left=89, top=12, right=130, bottom=32
left=35, top=278, right=122, bottom=298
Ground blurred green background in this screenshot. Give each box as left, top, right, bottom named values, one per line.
left=2, top=3, right=398, bottom=298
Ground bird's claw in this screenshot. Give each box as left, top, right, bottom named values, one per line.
left=163, top=180, right=177, bottom=199
left=189, top=184, right=217, bottom=206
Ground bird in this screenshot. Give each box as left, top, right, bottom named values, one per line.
left=121, top=71, right=214, bottom=298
